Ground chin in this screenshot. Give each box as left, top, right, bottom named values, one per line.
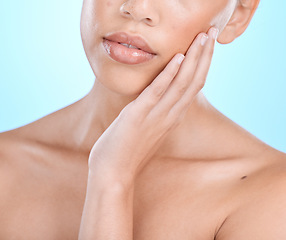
left=94, top=64, right=161, bottom=96
left=87, top=40, right=165, bottom=97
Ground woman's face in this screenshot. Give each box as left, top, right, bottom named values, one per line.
left=80, top=0, right=236, bottom=96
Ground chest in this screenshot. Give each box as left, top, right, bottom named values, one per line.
left=0, top=160, right=226, bottom=240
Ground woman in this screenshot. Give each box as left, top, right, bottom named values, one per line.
left=1, top=0, right=286, bottom=239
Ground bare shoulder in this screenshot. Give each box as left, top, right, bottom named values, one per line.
left=0, top=127, right=26, bottom=152
left=0, top=127, right=53, bottom=198
left=0, top=127, right=35, bottom=166
left=0, top=129, right=26, bottom=169
left=0, top=130, right=28, bottom=207
left=216, top=150, right=286, bottom=240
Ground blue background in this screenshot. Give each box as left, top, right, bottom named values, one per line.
left=0, top=1, right=285, bottom=152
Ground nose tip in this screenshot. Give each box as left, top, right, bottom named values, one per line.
left=119, top=1, right=159, bottom=26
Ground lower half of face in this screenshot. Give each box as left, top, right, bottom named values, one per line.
left=80, top=0, right=235, bottom=96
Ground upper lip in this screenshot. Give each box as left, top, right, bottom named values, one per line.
left=104, top=32, right=156, bottom=55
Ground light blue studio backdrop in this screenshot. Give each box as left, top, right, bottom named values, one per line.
left=0, top=1, right=285, bottom=152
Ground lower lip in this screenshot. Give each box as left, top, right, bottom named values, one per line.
left=102, top=39, right=156, bottom=65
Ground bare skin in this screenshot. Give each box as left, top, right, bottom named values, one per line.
left=1, top=82, right=286, bottom=240
left=1, top=81, right=286, bottom=239
left=1, top=0, right=286, bottom=239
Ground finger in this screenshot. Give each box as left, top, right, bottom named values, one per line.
left=133, top=53, right=185, bottom=115
left=169, top=27, right=218, bottom=118
left=148, top=32, right=209, bottom=116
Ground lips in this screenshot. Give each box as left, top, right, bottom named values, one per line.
left=102, top=31, right=157, bottom=65
left=103, top=32, right=156, bottom=55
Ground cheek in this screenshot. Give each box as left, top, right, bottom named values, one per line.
left=161, top=1, right=222, bottom=55
left=79, top=0, right=231, bottom=96
left=165, top=0, right=231, bottom=55
left=165, top=17, right=209, bottom=56
left=81, top=0, right=114, bottom=50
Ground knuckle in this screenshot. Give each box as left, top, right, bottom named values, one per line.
left=175, top=84, right=188, bottom=95
left=165, top=68, right=177, bottom=80
left=207, top=47, right=214, bottom=57
left=151, top=84, right=165, bottom=98
left=192, top=49, right=201, bottom=61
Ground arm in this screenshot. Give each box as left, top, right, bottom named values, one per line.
left=78, top=27, right=218, bottom=240
left=78, top=176, right=134, bottom=240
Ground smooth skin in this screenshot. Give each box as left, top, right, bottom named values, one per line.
left=1, top=0, right=286, bottom=239
left=87, top=31, right=215, bottom=184
left=79, top=28, right=218, bottom=239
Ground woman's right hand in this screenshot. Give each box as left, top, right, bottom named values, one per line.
left=88, top=27, right=219, bottom=187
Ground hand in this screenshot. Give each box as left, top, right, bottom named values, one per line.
left=88, top=27, right=219, bottom=186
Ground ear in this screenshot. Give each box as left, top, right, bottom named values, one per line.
left=217, top=0, right=260, bottom=44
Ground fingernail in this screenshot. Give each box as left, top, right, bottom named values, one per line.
left=201, top=34, right=209, bottom=46
left=211, top=28, right=219, bottom=40
left=177, top=54, right=185, bottom=64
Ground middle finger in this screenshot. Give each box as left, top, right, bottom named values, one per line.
left=148, top=31, right=209, bottom=116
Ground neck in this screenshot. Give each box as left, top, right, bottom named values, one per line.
left=41, top=77, right=264, bottom=162
left=25, top=78, right=266, bottom=163
left=69, top=78, right=214, bottom=156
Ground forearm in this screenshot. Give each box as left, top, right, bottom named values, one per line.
left=78, top=174, right=134, bottom=240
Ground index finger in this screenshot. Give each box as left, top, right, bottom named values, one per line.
left=169, top=27, right=218, bottom=116
left=132, top=53, right=185, bottom=114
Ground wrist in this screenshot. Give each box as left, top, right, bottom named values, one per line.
left=87, top=170, right=135, bottom=193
